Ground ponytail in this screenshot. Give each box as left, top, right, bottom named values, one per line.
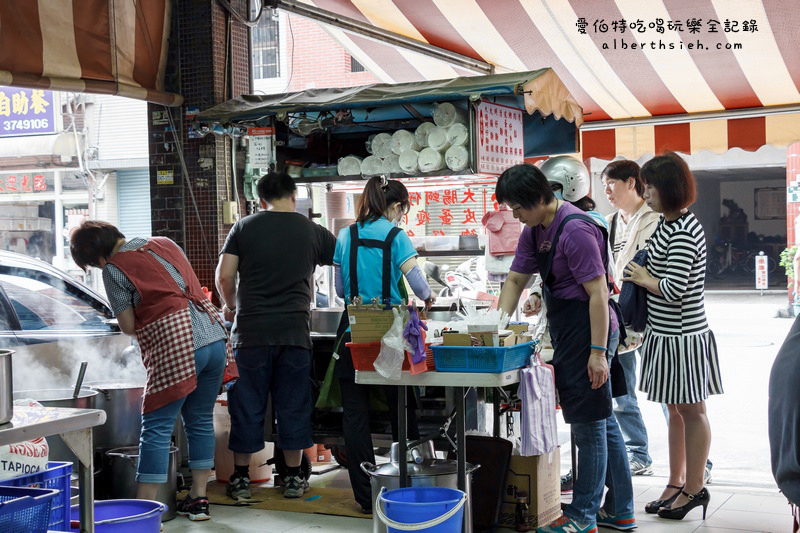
left=356, top=177, right=410, bottom=223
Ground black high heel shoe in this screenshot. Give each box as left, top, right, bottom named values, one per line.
left=657, top=488, right=710, bottom=520
left=645, top=484, right=684, bottom=514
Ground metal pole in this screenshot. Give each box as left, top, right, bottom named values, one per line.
left=398, top=385, right=407, bottom=487
left=455, top=386, right=466, bottom=491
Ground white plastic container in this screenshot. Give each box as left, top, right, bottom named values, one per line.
left=447, top=123, right=469, bottom=147
left=414, top=122, right=436, bottom=148
left=445, top=145, right=469, bottom=172
left=361, top=155, right=384, bottom=175
left=390, top=129, right=420, bottom=155
left=337, top=155, right=363, bottom=176
left=418, top=147, right=444, bottom=172
left=371, top=132, right=393, bottom=158
left=382, top=154, right=402, bottom=174
left=433, top=102, right=467, bottom=128
left=427, top=127, right=451, bottom=152
left=399, top=149, right=420, bottom=174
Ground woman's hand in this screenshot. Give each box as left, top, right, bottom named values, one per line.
left=588, top=352, right=609, bottom=389
left=622, top=261, right=653, bottom=287
left=522, top=293, right=542, bottom=317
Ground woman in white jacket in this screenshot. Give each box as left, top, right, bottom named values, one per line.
left=602, top=160, right=660, bottom=476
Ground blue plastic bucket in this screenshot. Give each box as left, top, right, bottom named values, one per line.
left=376, top=487, right=466, bottom=533
left=69, top=500, right=165, bottom=532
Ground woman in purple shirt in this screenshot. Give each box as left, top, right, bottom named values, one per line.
left=497, top=164, right=634, bottom=533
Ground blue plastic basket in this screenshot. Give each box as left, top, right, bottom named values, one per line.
left=0, top=461, right=72, bottom=531
left=0, top=486, right=59, bottom=533
left=432, top=341, right=535, bottom=372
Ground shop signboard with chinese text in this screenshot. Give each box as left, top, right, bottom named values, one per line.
left=0, top=88, right=56, bottom=137
left=0, top=172, right=86, bottom=195
left=476, top=101, right=524, bottom=175
left=248, top=127, right=275, bottom=168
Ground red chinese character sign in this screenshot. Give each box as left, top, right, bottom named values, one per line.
left=476, top=101, right=524, bottom=175
left=755, top=253, right=768, bottom=290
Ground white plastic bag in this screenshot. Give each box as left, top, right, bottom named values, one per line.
left=374, top=308, right=409, bottom=380
left=0, top=400, right=50, bottom=481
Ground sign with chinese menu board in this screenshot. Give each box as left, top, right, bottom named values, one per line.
left=755, top=253, right=769, bottom=290
left=0, top=88, right=56, bottom=137
left=476, top=100, right=524, bottom=175
left=248, top=127, right=275, bottom=168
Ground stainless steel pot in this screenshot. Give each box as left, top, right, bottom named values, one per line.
left=13, top=388, right=98, bottom=467
left=86, top=380, right=144, bottom=450
left=361, top=459, right=478, bottom=533
left=105, top=445, right=177, bottom=522
left=0, top=350, right=13, bottom=425
left=389, top=439, right=436, bottom=464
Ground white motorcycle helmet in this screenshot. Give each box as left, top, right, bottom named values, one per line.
left=540, top=155, right=590, bottom=202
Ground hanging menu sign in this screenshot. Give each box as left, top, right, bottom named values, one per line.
left=248, top=127, right=275, bottom=168
left=476, top=101, right=524, bottom=175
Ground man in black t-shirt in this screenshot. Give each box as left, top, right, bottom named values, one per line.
left=216, top=172, right=335, bottom=500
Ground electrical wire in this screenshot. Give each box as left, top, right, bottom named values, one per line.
left=216, top=0, right=264, bottom=27
left=283, top=12, right=295, bottom=92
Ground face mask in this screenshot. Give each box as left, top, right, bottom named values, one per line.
left=554, top=191, right=564, bottom=200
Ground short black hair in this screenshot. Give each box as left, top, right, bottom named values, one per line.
left=257, top=171, right=296, bottom=202
left=495, top=164, right=555, bottom=209
left=602, top=160, right=645, bottom=197
left=641, top=153, right=696, bottom=212
left=69, top=220, right=125, bottom=271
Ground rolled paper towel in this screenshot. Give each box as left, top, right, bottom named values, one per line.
left=445, top=144, right=469, bottom=172
left=337, top=155, right=362, bottom=176
left=433, top=102, right=467, bottom=128
left=426, top=126, right=451, bottom=152
left=414, top=122, right=436, bottom=148
left=418, top=147, right=444, bottom=172
left=399, top=149, right=420, bottom=174
left=382, top=154, right=402, bottom=174
left=371, top=132, right=393, bottom=158
left=447, top=123, right=469, bottom=147
left=391, top=129, right=420, bottom=155
left=361, top=155, right=384, bottom=175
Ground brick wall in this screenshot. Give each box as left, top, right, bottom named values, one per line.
left=148, top=0, right=250, bottom=298
left=254, top=13, right=377, bottom=94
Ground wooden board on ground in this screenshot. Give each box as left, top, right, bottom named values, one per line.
left=195, top=482, right=370, bottom=519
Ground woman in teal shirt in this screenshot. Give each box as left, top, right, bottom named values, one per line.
left=332, top=176, right=433, bottom=512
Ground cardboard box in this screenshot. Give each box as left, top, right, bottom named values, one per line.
left=347, top=305, right=397, bottom=343
left=442, top=331, right=519, bottom=347
left=499, top=447, right=562, bottom=530
left=508, top=323, right=530, bottom=336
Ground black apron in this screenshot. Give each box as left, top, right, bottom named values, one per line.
left=535, top=213, right=625, bottom=424
left=334, top=223, right=405, bottom=379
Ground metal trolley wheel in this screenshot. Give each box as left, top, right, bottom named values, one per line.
left=268, top=446, right=313, bottom=486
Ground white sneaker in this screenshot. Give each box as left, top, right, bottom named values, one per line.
left=629, top=458, right=654, bottom=476
left=704, top=465, right=713, bottom=485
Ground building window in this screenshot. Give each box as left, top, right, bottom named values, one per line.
left=252, top=16, right=280, bottom=79
left=350, top=56, right=366, bottom=73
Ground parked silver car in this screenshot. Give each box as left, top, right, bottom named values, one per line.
left=0, top=251, right=134, bottom=389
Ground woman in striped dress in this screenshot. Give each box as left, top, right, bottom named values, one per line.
left=623, top=154, right=723, bottom=521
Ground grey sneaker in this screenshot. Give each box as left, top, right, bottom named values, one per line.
left=226, top=473, right=251, bottom=500
left=704, top=464, right=713, bottom=485
left=629, top=458, right=654, bottom=476
left=283, top=474, right=309, bottom=498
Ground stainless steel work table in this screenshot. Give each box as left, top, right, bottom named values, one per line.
left=0, top=405, right=106, bottom=533
left=355, top=369, right=521, bottom=492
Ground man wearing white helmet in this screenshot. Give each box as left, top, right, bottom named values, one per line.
left=540, top=155, right=608, bottom=230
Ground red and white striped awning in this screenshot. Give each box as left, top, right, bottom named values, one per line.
left=296, top=0, right=800, bottom=159
left=0, top=1, right=181, bottom=106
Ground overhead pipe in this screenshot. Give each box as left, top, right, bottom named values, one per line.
left=265, top=0, right=494, bottom=76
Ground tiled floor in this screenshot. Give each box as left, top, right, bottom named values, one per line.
left=163, top=464, right=795, bottom=533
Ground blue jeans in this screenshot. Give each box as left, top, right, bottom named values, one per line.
left=613, top=349, right=652, bottom=466
left=137, top=340, right=227, bottom=483
left=564, top=332, right=634, bottom=523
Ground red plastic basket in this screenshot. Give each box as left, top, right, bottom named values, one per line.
left=347, top=342, right=410, bottom=371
